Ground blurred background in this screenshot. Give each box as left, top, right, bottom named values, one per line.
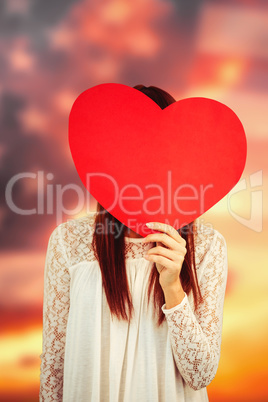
left=0, top=0, right=267, bottom=401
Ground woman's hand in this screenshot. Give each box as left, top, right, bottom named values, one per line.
left=143, top=222, right=187, bottom=292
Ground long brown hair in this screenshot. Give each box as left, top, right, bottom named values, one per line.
left=92, top=84, right=203, bottom=326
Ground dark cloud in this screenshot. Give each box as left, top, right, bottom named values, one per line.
left=31, top=0, right=79, bottom=27
left=0, top=91, right=80, bottom=249
left=0, top=0, right=78, bottom=35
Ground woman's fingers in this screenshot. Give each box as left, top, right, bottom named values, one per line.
left=142, top=222, right=188, bottom=289
left=146, top=245, right=186, bottom=262
left=144, top=253, right=181, bottom=271
left=143, top=232, right=187, bottom=255
left=143, top=222, right=186, bottom=252
left=145, top=222, right=186, bottom=246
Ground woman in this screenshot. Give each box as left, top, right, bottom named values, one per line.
left=39, top=85, right=228, bottom=402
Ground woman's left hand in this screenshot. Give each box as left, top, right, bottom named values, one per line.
left=143, top=222, right=187, bottom=291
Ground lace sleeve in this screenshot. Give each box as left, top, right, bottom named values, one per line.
left=161, top=231, right=228, bottom=391
left=39, top=224, right=70, bottom=401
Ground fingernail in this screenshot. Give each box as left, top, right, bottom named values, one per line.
left=146, top=222, right=153, bottom=227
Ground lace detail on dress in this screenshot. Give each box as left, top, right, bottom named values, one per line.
left=39, top=224, right=70, bottom=401
left=161, top=230, right=228, bottom=391
left=193, top=222, right=216, bottom=268
left=124, top=238, right=154, bottom=259
left=61, top=214, right=97, bottom=264
left=61, top=212, right=153, bottom=264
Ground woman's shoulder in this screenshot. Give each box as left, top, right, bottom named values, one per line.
left=57, top=211, right=97, bottom=246
left=193, top=222, right=226, bottom=266
left=194, top=221, right=225, bottom=242
left=59, top=211, right=97, bottom=236
left=49, top=212, right=98, bottom=265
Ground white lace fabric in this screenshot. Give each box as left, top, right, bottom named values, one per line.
left=39, top=212, right=228, bottom=401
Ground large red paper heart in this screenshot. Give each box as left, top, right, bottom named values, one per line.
left=69, top=83, right=247, bottom=236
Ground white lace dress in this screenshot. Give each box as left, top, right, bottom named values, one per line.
left=39, top=211, right=228, bottom=402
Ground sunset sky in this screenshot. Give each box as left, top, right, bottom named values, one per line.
left=0, top=0, right=267, bottom=401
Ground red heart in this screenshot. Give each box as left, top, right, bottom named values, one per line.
left=69, top=83, right=247, bottom=236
